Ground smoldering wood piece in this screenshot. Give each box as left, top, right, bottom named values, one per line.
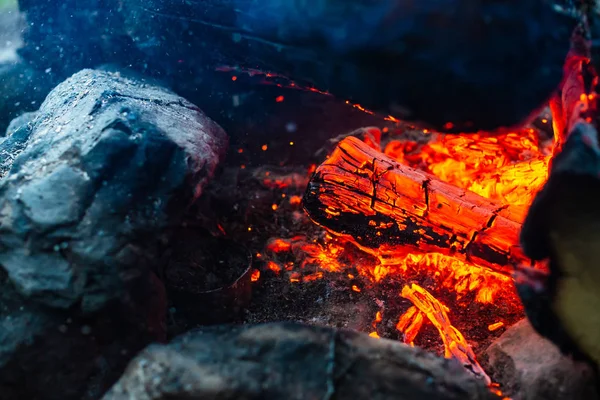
left=103, top=322, right=499, bottom=400
left=303, top=137, right=527, bottom=276
left=18, top=0, right=575, bottom=133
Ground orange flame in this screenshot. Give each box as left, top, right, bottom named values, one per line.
left=384, top=129, right=551, bottom=212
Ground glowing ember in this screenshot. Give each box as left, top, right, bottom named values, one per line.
left=488, top=322, right=505, bottom=332
left=251, top=269, right=261, bottom=282
left=385, top=129, right=551, bottom=211
left=267, top=261, right=282, bottom=274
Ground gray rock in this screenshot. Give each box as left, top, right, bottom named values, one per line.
left=481, top=319, right=599, bottom=400
left=103, top=322, right=498, bottom=400
left=0, top=68, right=228, bottom=400
left=0, top=68, right=227, bottom=309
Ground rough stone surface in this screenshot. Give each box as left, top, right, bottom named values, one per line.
left=103, top=322, right=498, bottom=400
left=0, top=68, right=228, bottom=400
left=481, top=319, right=599, bottom=400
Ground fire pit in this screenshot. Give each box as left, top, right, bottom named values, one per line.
left=208, top=123, right=545, bottom=381
left=1, top=1, right=600, bottom=400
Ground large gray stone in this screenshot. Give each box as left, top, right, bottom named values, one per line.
left=0, top=68, right=228, bottom=400
left=0, top=68, right=227, bottom=309
left=482, top=319, right=599, bottom=400
left=103, top=322, right=498, bottom=400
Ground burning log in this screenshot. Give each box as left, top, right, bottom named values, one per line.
left=549, top=27, right=596, bottom=156
left=103, top=322, right=499, bottom=400
left=303, top=136, right=527, bottom=276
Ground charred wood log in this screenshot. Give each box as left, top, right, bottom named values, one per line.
left=19, top=0, right=575, bottom=133
left=103, top=322, right=499, bottom=400
left=303, top=136, right=527, bottom=276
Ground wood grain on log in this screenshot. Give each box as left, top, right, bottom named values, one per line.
left=103, top=322, right=499, bottom=400
left=303, top=137, right=527, bottom=276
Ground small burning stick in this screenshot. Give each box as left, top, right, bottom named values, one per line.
left=400, top=283, right=492, bottom=385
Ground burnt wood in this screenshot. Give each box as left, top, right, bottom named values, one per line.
left=302, top=136, right=527, bottom=276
